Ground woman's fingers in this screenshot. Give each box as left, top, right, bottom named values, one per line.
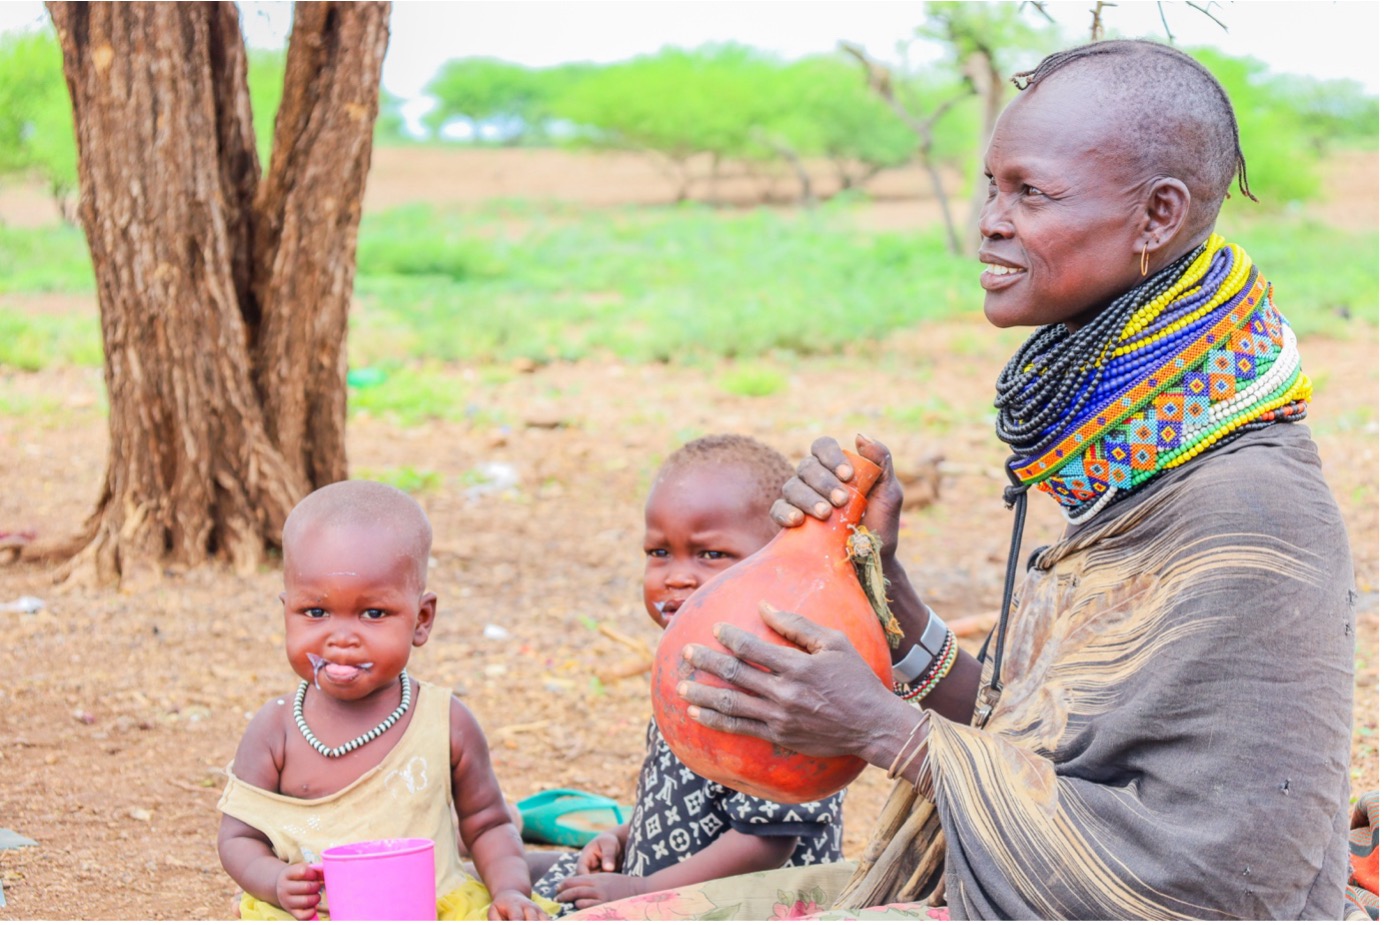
left=682, top=694, right=771, bottom=739
left=688, top=607, right=835, bottom=680
left=755, top=602, right=834, bottom=654
left=771, top=438, right=853, bottom=524
left=853, top=432, right=891, bottom=471
left=769, top=496, right=808, bottom=528
left=771, top=483, right=827, bottom=524
left=678, top=606, right=847, bottom=737
left=682, top=639, right=775, bottom=697
left=810, top=435, right=855, bottom=482
left=771, top=435, right=908, bottom=528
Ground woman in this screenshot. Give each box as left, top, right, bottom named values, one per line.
left=575, top=40, right=1358, bottom=920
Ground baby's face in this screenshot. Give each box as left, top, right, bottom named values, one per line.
left=642, top=463, right=778, bottom=630
left=281, top=522, right=435, bottom=701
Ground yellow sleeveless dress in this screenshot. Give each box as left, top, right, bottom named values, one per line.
left=218, top=678, right=553, bottom=920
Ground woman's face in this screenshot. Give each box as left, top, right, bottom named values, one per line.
left=978, top=76, right=1152, bottom=330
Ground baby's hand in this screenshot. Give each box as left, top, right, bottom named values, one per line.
left=487, top=889, right=548, bottom=921
left=275, top=862, right=324, bottom=920
left=575, top=829, right=623, bottom=874
left=555, top=873, right=650, bottom=910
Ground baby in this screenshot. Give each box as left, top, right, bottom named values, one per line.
left=529, top=435, right=846, bottom=912
left=217, top=480, right=551, bottom=921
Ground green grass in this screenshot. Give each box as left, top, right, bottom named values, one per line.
left=345, top=362, right=512, bottom=427
left=0, top=197, right=1375, bottom=389
left=350, top=201, right=1379, bottom=368
left=1220, top=218, right=1379, bottom=337
left=0, top=224, right=94, bottom=293
left=353, top=465, right=443, bottom=495
left=0, top=308, right=102, bottom=369
left=878, top=395, right=997, bottom=435
left=718, top=363, right=788, bottom=397
left=350, top=201, right=985, bottom=367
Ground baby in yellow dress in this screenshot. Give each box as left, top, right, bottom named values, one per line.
left=217, top=480, right=553, bottom=920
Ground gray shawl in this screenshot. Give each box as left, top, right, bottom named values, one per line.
left=927, top=423, right=1355, bottom=919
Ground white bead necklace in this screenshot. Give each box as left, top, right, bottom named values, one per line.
left=293, top=670, right=411, bottom=759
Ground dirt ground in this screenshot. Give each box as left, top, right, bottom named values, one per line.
left=0, top=149, right=1377, bottom=920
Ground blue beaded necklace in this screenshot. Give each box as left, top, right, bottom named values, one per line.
left=976, top=236, right=1311, bottom=727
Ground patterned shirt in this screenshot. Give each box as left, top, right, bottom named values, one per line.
left=533, top=720, right=844, bottom=907
left=621, top=720, right=844, bottom=875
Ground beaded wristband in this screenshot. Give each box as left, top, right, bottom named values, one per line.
left=893, top=628, right=956, bottom=703
left=891, top=606, right=949, bottom=685
left=905, top=637, right=957, bottom=703
left=893, top=623, right=952, bottom=696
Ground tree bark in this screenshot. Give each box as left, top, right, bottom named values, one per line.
left=42, top=1, right=389, bottom=585
left=252, top=2, right=388, bottom=492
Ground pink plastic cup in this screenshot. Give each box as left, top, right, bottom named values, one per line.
left=318, top=837, right=437, bottom=921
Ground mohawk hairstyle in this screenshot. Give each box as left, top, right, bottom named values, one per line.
left=1011, top=39, right=1256, bottom=231
left=657, top=434, right=794, bottom=515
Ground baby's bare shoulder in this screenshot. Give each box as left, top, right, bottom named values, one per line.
left=230, top=691, right=298, bottom=788
left=446, top=694, right=493, bottom=764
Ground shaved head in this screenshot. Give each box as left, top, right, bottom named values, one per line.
left=1012, top=39, right=1253, bottom=235
left=282, top=480, right=433, bottom=589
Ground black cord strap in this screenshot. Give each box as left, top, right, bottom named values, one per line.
left=975, top=457, right=1028, bottom=728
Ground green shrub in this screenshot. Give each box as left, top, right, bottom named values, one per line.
left=0, top=27, right=75, bottom=202
left=0, top=224, right=94, bottom=293
left=0, top=309, right=102, bottom=370
left=719, top=364, right=788, bottom=397
left=346, top=363, right=474, bottom=425
left=354, top=466, right=442, bottom=494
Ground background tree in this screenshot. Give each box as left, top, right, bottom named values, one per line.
left=754, top=54, right=918, bottom=204
left=0, top=28, right=77, bottom=222
left=39, top=1, right=389, bottom=584
left=552, top=44, right=783, bottom=203
left=423, top=56, right=538, bottom=143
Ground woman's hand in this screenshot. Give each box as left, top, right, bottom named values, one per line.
left=771, top=434, right=905, bottom=560
left=677, top=602, right=914, bottom=765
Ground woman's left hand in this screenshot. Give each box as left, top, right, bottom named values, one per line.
left=677, top=601, right=907, bottom=760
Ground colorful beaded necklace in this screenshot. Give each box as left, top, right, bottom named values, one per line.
left=995, top=233, right=1311, bottom=524
left=975, top=235, right=1310, bottom=727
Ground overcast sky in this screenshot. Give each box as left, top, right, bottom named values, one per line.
left=3, top=1, right=1378, bottom=99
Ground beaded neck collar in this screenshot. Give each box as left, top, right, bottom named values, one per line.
left=994, top=234, right=1311, bottom=524
left=294, top=670, right=412, bottom=759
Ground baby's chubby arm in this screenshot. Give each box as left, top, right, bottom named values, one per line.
left=449, top=697, right=547, bottom=920
left=217, top=698, right=324, bottom=921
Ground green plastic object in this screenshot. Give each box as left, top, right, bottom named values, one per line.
left=518, top=789, right=630, bottom=848
left=346, top=367, right=387, bottom=389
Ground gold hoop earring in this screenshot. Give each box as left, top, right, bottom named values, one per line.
left=1140, top=243, right=1150, bottom=277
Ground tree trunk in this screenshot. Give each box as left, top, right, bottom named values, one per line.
left=921, top=156, right=962, bottom=256
left=41, top=1, right=389, bottom=585
left=252, top=1, right=388, bottom=493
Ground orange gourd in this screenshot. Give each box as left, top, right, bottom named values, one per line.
left=650, top=450, right=894, bottom=803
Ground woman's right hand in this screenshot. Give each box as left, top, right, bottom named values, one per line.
left=574, top=828, right=623, bottom=875
left=772, top=434, right=905, bottom=560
